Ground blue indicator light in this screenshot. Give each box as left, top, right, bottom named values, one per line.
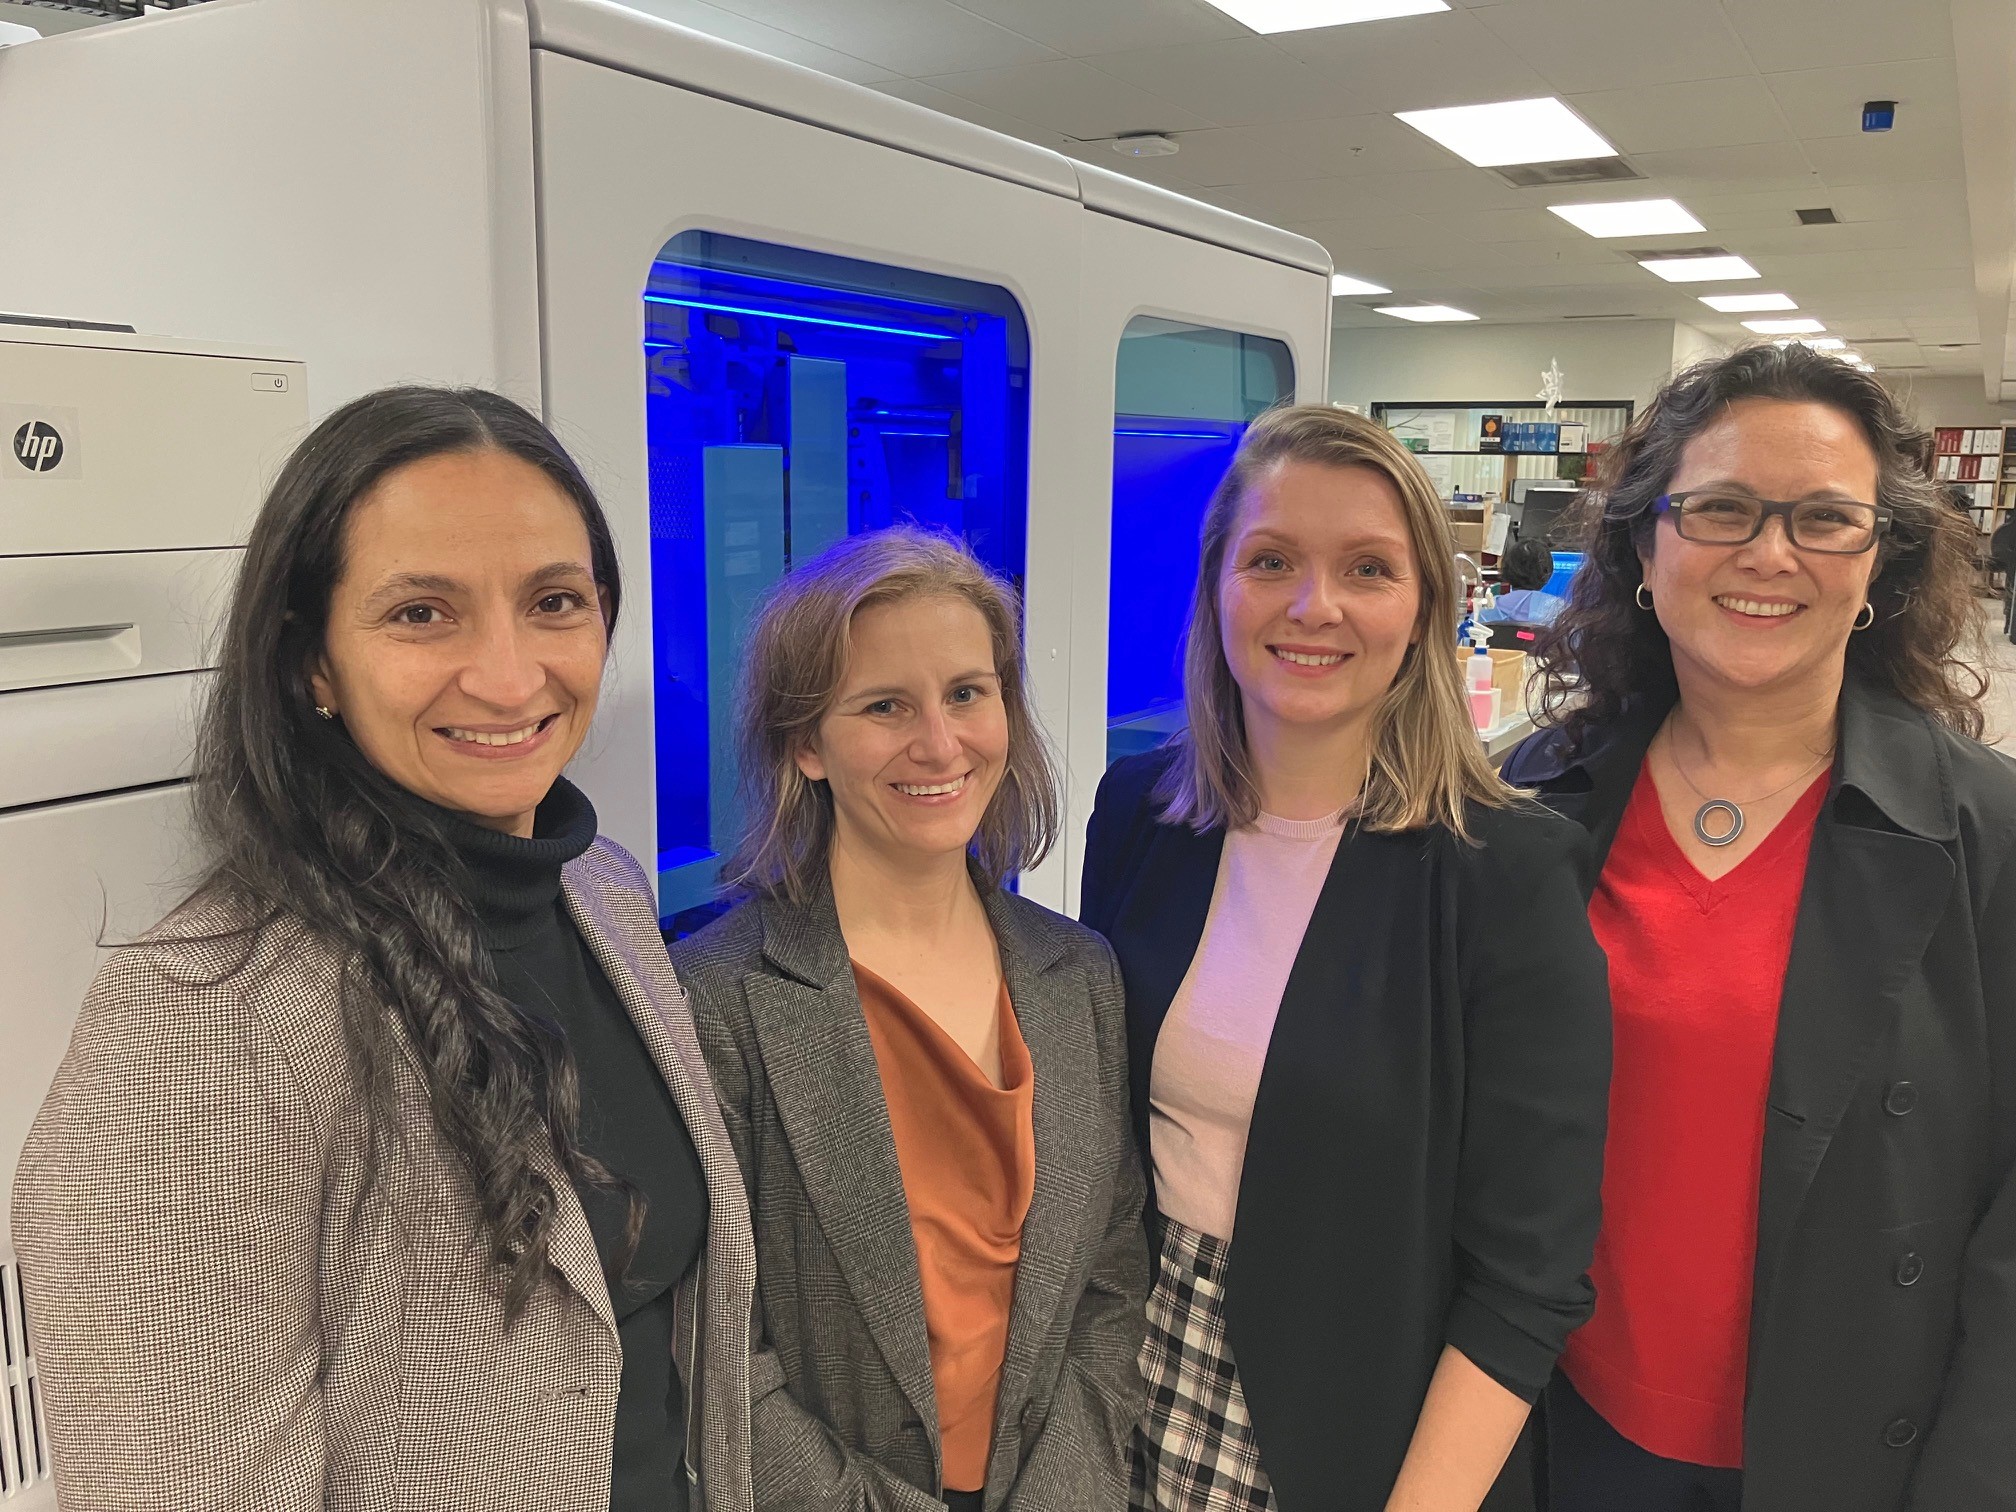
left=643, top=293, right=954, bottom=343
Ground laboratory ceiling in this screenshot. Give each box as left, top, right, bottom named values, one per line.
left=615, top=0, right=2016, bottom=397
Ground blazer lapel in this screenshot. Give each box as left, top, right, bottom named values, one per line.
left=743, top=891, right=939, bottom=1430
left=985, top=894, right=1095, bottom=1440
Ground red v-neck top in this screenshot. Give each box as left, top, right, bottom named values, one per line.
left=1563, top=761, right=1830, bottom=1469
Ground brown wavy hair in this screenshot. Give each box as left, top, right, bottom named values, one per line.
left=1154, top=404, right=1516, bottom=837
left=1536, top=343, right=1985, bottom=749
left=721, top=526, right=1060, bottom=902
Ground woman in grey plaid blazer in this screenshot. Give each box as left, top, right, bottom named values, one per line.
left=12, top=389, right=756, bottom=1512
left=672, top=529, right=1149, bottom=1512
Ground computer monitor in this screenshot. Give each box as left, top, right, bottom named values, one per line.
left=1511, top=486, right=1580, bottom=546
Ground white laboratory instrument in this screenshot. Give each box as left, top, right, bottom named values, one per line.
left=0, top=0, right=1332, bottom=916
left=0, top=328, right=307, bottom=1509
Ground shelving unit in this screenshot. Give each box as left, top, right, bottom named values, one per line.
left=1933, top=426, right=2016, bottom=591
left=1372, top=400, right=1635, bottom=500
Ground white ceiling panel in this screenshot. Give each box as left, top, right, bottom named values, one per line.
left=1801, top=129, right=1965, bottom=187
left=913, top=57, right=1214, bottom=139
left=1568, top=77, right=1791, bottom=155
left=948, top=0, right=1249, bottom=56
left=870, top=76, right=1062, bottom=144
left=1765, top=58, right=1961, bottom=140
left=1628, top=142, right=1826, bottom=195
left=615, top=0, right=898, bottom=81
left=1268, top=10, right=1554, bottom=115
left=701, top=0, right=1061, bottom=74
left=1472, top=0, right=1752, bottom=93
left=1721, top=0, right=1951, bottom=74
left=629, top=0, right=1990, bottom=368
left=1080, top=38, right=1351, bottom=128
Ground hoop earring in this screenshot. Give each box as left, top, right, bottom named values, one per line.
left=314, top=705, right=336, bottom=721
left=1635, top=583, right=1654, bottom=611
left=1853, top=602, right=1876, bottom=631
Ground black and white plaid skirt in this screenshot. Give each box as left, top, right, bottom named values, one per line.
left=1130, top=1217, right=1277, bottom=1512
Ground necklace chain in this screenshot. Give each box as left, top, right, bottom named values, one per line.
left=1661, top=727, right=1833, bottom=843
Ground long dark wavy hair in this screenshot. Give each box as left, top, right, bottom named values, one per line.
left=1537, top=342, right=1985, bottom=750
left=186, top=385, right=634, bottom=1320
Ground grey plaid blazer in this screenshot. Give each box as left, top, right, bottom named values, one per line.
left=13, top=838, right=756, bottom=1512
left=672, top=883, right=1148, bottom=1512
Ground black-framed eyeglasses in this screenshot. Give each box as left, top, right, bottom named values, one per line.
left=1652, top=490, right=1891, bottom=555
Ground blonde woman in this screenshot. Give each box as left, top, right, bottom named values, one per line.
left=672, top=528, right=1147, bottom=1512
left=1079, top=406, right=1612, bottom=1512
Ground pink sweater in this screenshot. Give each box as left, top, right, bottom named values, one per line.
left=1148, top=808, right=1346, bottom=1241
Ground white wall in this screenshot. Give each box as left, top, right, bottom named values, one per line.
left=1882, top=374, right=2016, bottom=430
left=1328, top=319, right=1698, bottom=415
left=1671, top=321, right=1726, bottom=373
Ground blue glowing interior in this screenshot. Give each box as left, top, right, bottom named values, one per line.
left=644, top=231, right=1028, bottom=928
left=1106, top=318, right=1294, bottom=765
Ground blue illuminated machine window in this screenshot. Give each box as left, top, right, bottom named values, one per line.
left=645, top=231, right=1029, bottom=930
left=1107, top=317, right=1293, bottom=765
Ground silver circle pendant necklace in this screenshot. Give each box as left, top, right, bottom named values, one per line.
left=1662, top=731, right=1834, bottom=848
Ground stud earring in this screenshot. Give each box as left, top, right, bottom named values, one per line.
left=315, top=705, right=336, bottom=721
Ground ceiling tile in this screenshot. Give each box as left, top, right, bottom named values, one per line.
left=1628, top=142, right=1826, bottom=195
left=1824, top=180, right=1970, bottom=222
left=1267, top=9, right=1554, bottom=115
left=617, top=0, right=899, bottom=81
left=870, top=77, right=1064, bottom=144
left=1164, top=115, right=1449, bottom=186
left=1416, top=207, right=1575, bottom=243
left=913, top=58, right=1213, bottom=139
left=1721, top=0, right=1951, bottom=73
left=1569, top=76, right=1791, bottom=154
left=1474, top=0, right=1752, bottom=93
left=702, top=0, right=1060, bottom=75
left=1803, top=129, right=1964, bottom=187
left=1334, top=166, right=1536, bottom=213
left=1223, top=176, right=1408, bottom=222
left=947, top=0, right=1249, bottom=56
left=1081, top=38, right=1346, bottom=128
left=1765, top=57, right=1960, bottom=139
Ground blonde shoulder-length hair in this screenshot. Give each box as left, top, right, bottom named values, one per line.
left=720, top=526, right=1061, bottom=903
left=1154, top=403, right=1518, bottom=837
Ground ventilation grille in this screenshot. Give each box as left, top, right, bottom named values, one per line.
left=1493, top=156, right=1645, bottom=189
left=1621, top=243, right=1733, bottom=263
left=1, top=1256, right=51, bottom=1501
left=1796, top=207, right=1840, bottom=225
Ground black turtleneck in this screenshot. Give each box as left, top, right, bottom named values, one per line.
left=436, top=777, right=707, bottom=1512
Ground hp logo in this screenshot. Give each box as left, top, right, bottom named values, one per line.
left=12, top=419, right=64, bottom=473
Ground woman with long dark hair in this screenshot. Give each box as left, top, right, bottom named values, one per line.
left=13, top=386, right=755, bottom=1512
left=1505, top=343, right=2016, bottom=1512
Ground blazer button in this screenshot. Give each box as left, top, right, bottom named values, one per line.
left=1883, top=1081, right=1918, bottom=1116
left=1883, top=1418, right=1918, bottom=1448
left=1895, top=1252, right=1925, bottom=1287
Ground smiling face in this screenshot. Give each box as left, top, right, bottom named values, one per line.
left=308, top=448, right=608, bottom=837
left=1639, top=397, right=1882, bottom=699
left=1217, top=458, right=1422, bottom=747
left=794, top=592, right=1010, bottom=876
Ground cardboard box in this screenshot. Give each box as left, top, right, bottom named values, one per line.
left=1457, top=646, right=1529, bottom=708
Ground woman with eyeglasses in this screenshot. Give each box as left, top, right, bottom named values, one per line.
left=1505, top=343, right=2016, bottom=1512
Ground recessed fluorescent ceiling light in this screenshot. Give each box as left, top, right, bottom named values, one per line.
left=1699, top=292, right=1798, bottom=313
left=1743, top=318, right=1826, bottom=334
left=1202, top=0, right=1448, bottom=32
left=1331, top=273, right=1392, bottom=296
left=1375, top=304, right=1478, bottom=322
left=1548, top=199, right=1703, bottom=238
left=1640, top=254, right=1759, bottom=283
left=1394, top=98, right=1617, bottom=168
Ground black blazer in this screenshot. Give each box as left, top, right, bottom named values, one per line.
left=1079, top=751, right=1613, bottom=1512
left=1503, top=676, right=2016, bottom=1512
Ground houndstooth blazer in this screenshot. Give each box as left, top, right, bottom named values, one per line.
left=13, top=837, right=756, bottom=1512
left=672, top=881, right=1148, bottom=1512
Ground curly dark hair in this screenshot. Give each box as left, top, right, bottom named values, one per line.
left=1536, top=342, right=1985, bottom=749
